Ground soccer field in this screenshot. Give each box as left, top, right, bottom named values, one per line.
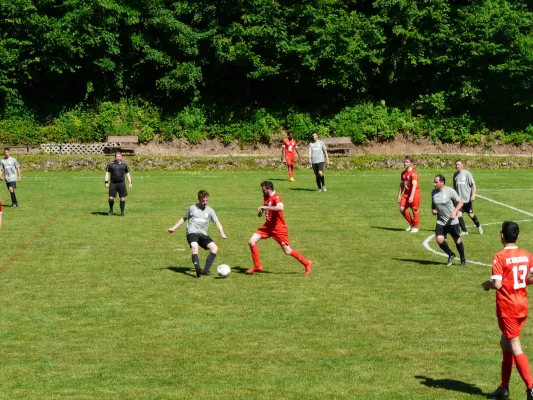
left=2, top=168, right=533, bottom=399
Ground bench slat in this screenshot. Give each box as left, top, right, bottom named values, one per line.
left=107, top=136, right=138, bottom=143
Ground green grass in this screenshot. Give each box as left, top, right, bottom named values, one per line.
left=2, top=168, right=533, bottom=399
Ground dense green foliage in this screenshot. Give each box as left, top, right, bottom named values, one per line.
left=0, top=0, right=532, bottom=144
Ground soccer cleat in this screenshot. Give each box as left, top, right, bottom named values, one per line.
left=108, top=211, right=113, bottom=216
left=446, top=254, right=456, bottom=266
left=487, top=386, right=509, bottom=399
left=289, top=177, right=295, bottom=182
left=411, top=228, right=419, bottom=233
left=460, top=231, right=469, bottom=236
left=304, top=261, right=312, bottom=275
left=201, top=270, right=214, bottom=277
left=527, top=387, right=533, bottom=400
left=478, top=225, right=484, bottom=235
left=406, top=224, right=413, bottom=231
left=246, top=266, right=264, bottom=275
left=322, top=186, right=327, bottom=192
left=195, top=268, right=202, bottom=278
left=12, top=203, right=18, bottom=208
left=317, top=188, right=322, bottom=192
left=460, top=260, right=467, bottom=268
left=120, top=213, right=125, bottom=217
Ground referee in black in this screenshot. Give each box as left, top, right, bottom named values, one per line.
left=105, top=152, right=132, bottom=216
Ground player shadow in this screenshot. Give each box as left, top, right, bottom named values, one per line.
left=289, top=188, right=317, bottom=192
left=415, top=376, right=484, bottom=396
left=267, top=178, right=286, bottom=181
left=372, top=226, right=433, bottom=232
left=232, top=266, right=272, bottom=274
left=393, top=258, right=443, bottom=266
left=166, top=266, right=197, bottom=278
left=91, top=211, right=112, bottom=216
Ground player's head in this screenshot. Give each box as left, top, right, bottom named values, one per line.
left=261, top=181, right=274, bottom=195
left=4, top=148, right=10, bottom=157
left=288, top=131, right=294, bottom=139
left=403, top=156, right=414, bottom=168
left=501, top=221, right=519, bottom=244
left=197, top=190, right=209, bottom=209
left=115, top=151, right=123, bottom=161
left=433, top=174, right=446, bottom=189
left=312, top=131, right=318, bottom=141
left=455, top=160, right=464, bottom=171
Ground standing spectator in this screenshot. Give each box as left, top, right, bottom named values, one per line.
left=0, top=148, right=21, bottom=207
left=397, top=156, right=421, bottom=233
left=453, top=160, right=483, bottom=235
left=431, top=174, right=466, bottom=267
left=247, top=181, right=312, bottom=275
left=105, top=152, right=132, bottom=216
left=308, top=132, right=329, bottom=192
left=281, top=131, right=299, bottom=182
left=167, top=190, right=227, bottom=278
left=483, top=222, right=533, bottom=400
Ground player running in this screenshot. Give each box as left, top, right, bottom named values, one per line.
left=453, top=160, right=483, bottom=235
left=281, top=131, right=299, bottom=182
left=247, top=181, right=312, bottom=275
left=483, top=222, right=533, bottom=400
left=398, top=156, right=420, bottom=233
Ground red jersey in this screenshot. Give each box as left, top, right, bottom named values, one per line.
left=263, top=191, right=287, bottom=231
left=400, top=168, right=420, bottom=197
left=492, top=246, right=533, bottom=318
left=282, top=139, right=297, bottom=157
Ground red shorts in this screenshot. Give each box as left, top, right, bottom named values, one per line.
left=400, top=194, right=420, bottom=211
left=255, top=225, right=290, bottom=246
left=285, top=155, right=295, bottom=166
left=498, top=316, right=527, bottom=339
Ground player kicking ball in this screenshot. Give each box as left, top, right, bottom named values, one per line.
left=247, top=181, right=312, bottom=275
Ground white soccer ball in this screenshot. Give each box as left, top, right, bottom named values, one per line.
left=217, top=264, right=231, bottom=277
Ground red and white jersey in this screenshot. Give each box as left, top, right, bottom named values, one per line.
left=282, top=139, right=297, bottom=156
left=400, top=168, right=420, bottom=197
left=263, top=191, right=287, bottom=231
left=492, top=246, right=533, bottom=318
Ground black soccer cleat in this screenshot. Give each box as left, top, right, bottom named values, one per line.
left=108, top=211, right=113, bottom=216
left=120, top=213, right=125, bottom=217
left=12, top=203, right=18, bottom=208
left=527, top=387, right=533, bottom=400
left=446, top=254, right=456, bottom=266
left=195, top=268, right=202, bottom=278
left=460, top=260, right=467, bottom=268
left=487, top=386, right=509, bottom=399
left=201, top=270, right=214, bottom=277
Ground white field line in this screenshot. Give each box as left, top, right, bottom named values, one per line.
left=423, top=192, right=533, bottom=266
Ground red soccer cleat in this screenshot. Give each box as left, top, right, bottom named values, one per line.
left=246, top=266, right=264, bottom=274
left=304, top=261, right=312, bottom=275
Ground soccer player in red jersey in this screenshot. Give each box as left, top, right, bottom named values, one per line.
left=483, top=221, right=533, bottom=400
left=247, top=181, right=312, bottom=275
left=281, top=131, right=299, bottom=182
left=397, top=156, right=421, bottom=233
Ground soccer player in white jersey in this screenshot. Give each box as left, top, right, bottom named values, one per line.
left=167, top=190, right=227, bottom=278
left=453, top=160, right=483, bottom=235
left=0, top=148, right=21, bottom=207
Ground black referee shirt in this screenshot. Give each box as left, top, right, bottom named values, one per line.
left=106, top=161, right=130, bottom=183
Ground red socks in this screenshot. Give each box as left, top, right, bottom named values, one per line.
left=290, top=249, right=309, bottom=266
left=514, top=353, right=533, bottom=389
left=413, top=211, right=420, bottom=228
left=250, top=245, right=261, bottom=268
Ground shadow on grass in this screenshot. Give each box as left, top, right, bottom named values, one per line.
left=232, top=265, right=272, bottom=275
left=393, top=258, right=444, bottom=266
left=91, top=211, right=111, bottom=216
left=166, top=266, right=196, bottom=278
left=372, top=226, right=434, bottom=232
left=415, top=376, right=484, bottom=396
left=289, top=188, right=317, bottom=192
left=267, top=178, right=286, bottom=181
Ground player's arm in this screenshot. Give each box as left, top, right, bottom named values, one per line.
left=409, top=181, right=417, bottom=202
left=215, top=220, right=227, bottom=239
left=281, top=145, right=285, bottom=162
left=105, top=171, right=110, bottom=188
left=17, top=167, right=21, bottom=182
left=259, top=202, right=284, bottom=212
left=126, top=172, right=132, bottom=188
left=482, top=278, right=502, bottom=291
left=308, top=147, right=312, bottom=165
left=168, top=217, right=185, bottom=234
left=471, top=182, right=477, bottom=201
left=431, top=200, right=438, bottom=215
left=295, top=145, right=300, bottom=156
left=323, top=145, right=329, bottom=165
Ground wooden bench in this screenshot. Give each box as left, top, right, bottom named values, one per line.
left=104, top=136, right=138, bottom=154
left=1, top=145, right=41, bottom=153
left=322, top=137, right=354, bottom=155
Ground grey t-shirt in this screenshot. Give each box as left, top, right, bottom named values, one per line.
left=309, top=140, right=327, bottom=164
left=0, top=157, right=20, bottom=182
left=453, top=170, right=475, bottom=202
left=183, top=204, right=218, bottom=235
left=432, top=186, right=461, bottom=226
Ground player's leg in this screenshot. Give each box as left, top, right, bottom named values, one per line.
left=202, top=240, right=218, bottom=276
left=457, top=210, right=468, bottom=235
left=399, top=197, right=413, bottom=229
left=190, top=242, right=202, bottom=278
left=318, top=163, right=326, bottom=191
left=450, top=226, right=466, bottom=267
left=281, top=244, right=312, bottom=275
left=468, top=210, right=483, bottom=234
left=118, top=182, right=127, bottom=216
left=312, top=164, right=322, bottom=191
left=247, top=232, right=265, bottom=274
left=411, top=195, right=420, bottom=232
left=8, top=182, right=18, bottom=207
left=435, top=226, right=456, bottom=265
left=108, top=184, right=117, bottom=216
left=507, top=320, right=533, bottom=393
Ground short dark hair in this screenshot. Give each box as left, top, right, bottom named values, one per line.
left=434, top=174, right=446, bottom=184
left=115, top=151, right=122, bottom=156
left=501, top=221, right=520, bottom=243
left=4, top=147, right=10, bottom=152
left=198, top=190, right=209, bottom=199
left=288, top=131, right=294, bottom=136
left=404, top=156, right=414, bottom=163
left=261, top=181, right=274, bottom=191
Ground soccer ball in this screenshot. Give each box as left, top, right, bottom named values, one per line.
left=217, top=264, right=231, bottom=277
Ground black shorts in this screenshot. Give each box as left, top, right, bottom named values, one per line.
left=435, top=223, right=461, bottom=239
left=312, top=162, right=325, bottom=174
left=461, top=202, right=474, bottom=214
left=6, top=181, right=16, bottom=189
left=187, top=233, right=213, bottom=250
left=109, top=181, right=127, bottom=198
